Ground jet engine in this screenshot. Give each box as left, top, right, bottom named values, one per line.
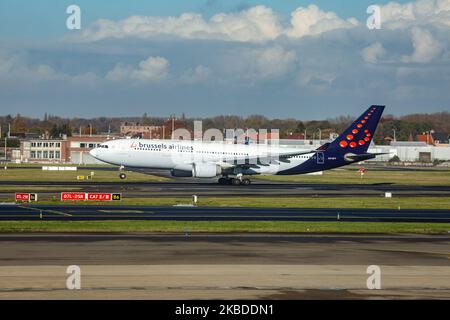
left=192, top=163, right=222, bottom=178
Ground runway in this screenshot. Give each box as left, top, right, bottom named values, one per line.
left=1, top=204, right=450, bottom=222
left=1, top=180, right=450, bottom=198
left=0, top=233, right=448, bottom=299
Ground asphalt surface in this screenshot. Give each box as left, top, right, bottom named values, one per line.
left=1, top=233, right=448, bottom=266
left=0, top=233, right=449, bottom=299
left=1, top=204, right=450, bottom=222
left=2, top=180, right=450, bottom=198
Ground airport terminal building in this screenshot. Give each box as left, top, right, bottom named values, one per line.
left=15, top=135, right=113, bottom=165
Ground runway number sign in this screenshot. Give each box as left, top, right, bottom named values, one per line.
left=15, top=193, right=38, bottom=202
left=61, top=192, right=86, bottom=201
left=60, top=192, right=121, bottom=202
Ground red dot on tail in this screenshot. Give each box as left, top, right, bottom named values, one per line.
left=359, top=140, right=365, bottom=146
left=349, top=142, right=357, bottom=148
left=346, top=134, right=354, bottom=140
left=339, top=141, right=348, bottom=148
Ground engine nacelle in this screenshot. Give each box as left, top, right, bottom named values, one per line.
left=192, top=163, right=222, bottom=178
left=170, top=169, right=193, bottom=177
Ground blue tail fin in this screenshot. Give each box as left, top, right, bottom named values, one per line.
left=327, top=105, right=385, bottom=154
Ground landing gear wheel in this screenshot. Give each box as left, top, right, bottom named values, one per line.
left=241, top=178, right=251, bottom=186
left=119, top=173, right=127, bottom=180
left=231, top=178, right=241, bottom=186
left=218, top=177, right=228, bottom=185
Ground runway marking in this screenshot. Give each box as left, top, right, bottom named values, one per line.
left=17, top=206, right=72, bottom=217
left=97, top=210, right=146, bottom=214
left=1, top=214, right=448, bottom=221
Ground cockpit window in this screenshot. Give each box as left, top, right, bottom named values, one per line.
left=100, top=145, right=108, bottom=149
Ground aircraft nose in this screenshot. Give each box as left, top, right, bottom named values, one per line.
left=89, top=148, right=98, bottom=158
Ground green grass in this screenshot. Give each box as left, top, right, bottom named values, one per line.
left=24, top=196, right=450, bottom=210
left=0, top=168, right=169, bottom=182
left=4, top=163, right=116, bottom=168
left=2, top=166, right=450, bottom=186
left=0, top=220, right=448, bottom=234
left=0, top=186, right=82, bottom=192
left=256, top=167, right=450, bottom=186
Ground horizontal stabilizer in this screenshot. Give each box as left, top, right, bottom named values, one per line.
left=346, top=152, right=388, bottom=162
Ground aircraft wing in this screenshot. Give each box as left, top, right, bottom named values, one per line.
left=215, top=149, right=317, bottom=168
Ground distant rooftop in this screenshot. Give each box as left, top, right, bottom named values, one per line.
left=390, top=141, right=428, bottom=147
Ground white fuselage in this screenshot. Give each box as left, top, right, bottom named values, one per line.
left=90, top=139, right=313, bottom=176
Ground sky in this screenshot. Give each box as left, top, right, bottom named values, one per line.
left=0, top=0, right=449, bottom=120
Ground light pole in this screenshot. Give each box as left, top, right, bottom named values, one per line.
left=393, top=129, right=397, bottom=142
left=4, top=131, right=7, bottom=162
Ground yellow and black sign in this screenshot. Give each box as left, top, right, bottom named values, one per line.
left=112, top=193, right=122, bottom=201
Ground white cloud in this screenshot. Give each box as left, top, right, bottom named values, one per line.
left=250, top=46, right=296, bottom=80
left=296, top=69, right=337, bottom=90
left=180, top=65, right=211, bottom=84
left=79, top=6, right=281, bottom=43
left=106, top=56, right=169, bottom=82
left=75, top=5, right=358, bottom=43
left=0, top=51, right=67, bottom=82
left=362, top=42, right=386, bottom=63
left=285, top=5, right=358, bottom=38
left=224, top=45, right=297, bottom=82
left=402, top=27, right=443, bottom=62
left=380, top=0, right=450, bottom=29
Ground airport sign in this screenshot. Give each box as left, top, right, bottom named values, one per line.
left=15, top=193, right=38, bottom=202
left=61, top=192, right=121, bottom=201
left=61, top=192, right=86, bottom=201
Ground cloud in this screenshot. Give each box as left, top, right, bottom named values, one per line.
left=285, top=5, right=358, bottom=38
left=402, top=27, right=443, bottom=62
left=247, top=45, right=296, bottom=80
left=362, top=42, right=386, bottom=63
left=78, top=5, right=281, bottom=43
left=222, top=45, right=297, bottom=82
left=75, top=5, right=358, bottom=43
left=380, top=0, right=450, bottom=29
left=2, top=1, right=450, bottom=118
left=106, top=56, right=169, bottom=82
left=0, top=50, right=97, bottom=85
left=296, top=68, right=337, bottom=90
left=180, top=65, right=211, bottom=84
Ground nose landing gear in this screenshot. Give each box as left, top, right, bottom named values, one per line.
left=119, top=165, right=126, bottom=179
left=218, top=177, right=251, bottom=186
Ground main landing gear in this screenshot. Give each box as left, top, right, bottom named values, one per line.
left=218, top=177, right=251, bottom=186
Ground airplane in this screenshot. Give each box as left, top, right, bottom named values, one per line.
left=90, top=105, right=385, bottom=185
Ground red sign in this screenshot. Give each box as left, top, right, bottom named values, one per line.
left=61, top=192, right=86, bottom=201
left=60, top=192, right=121, bottom=201
left=86, top=193, right=112, bottom=201
left=15, top=193, right=30, bottom=201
